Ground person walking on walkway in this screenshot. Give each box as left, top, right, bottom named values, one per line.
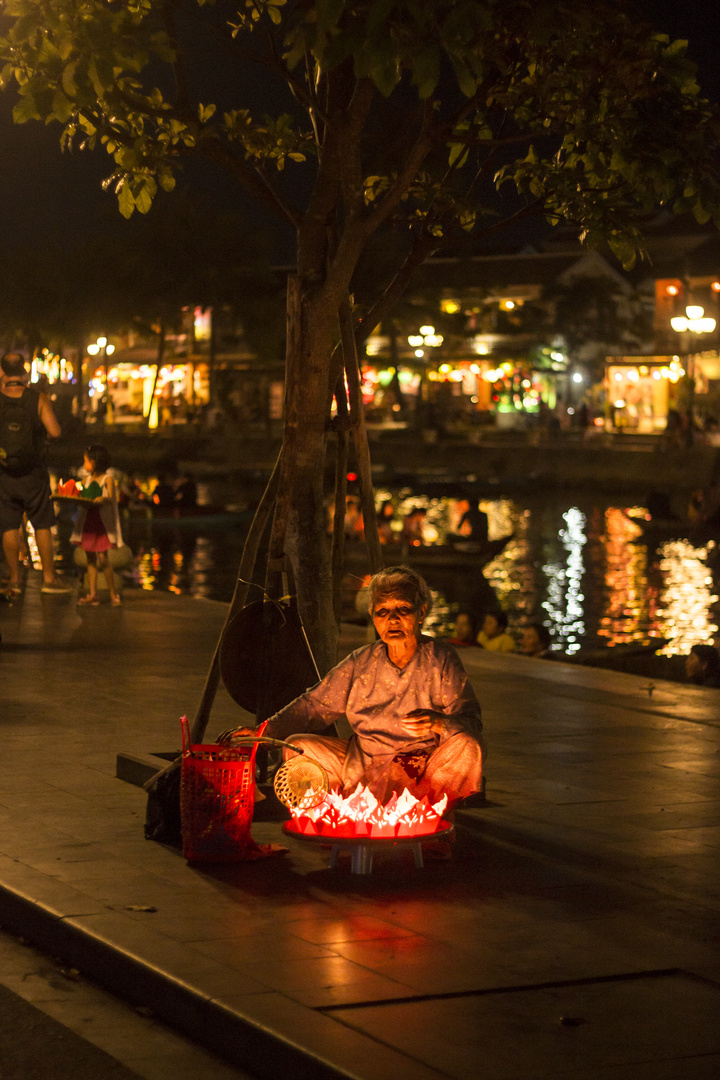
left=72, top=444, right=124, bottom=606
left=0, top=353, right=70, bottom=597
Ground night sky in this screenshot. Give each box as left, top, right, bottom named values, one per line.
left=0, top=2, right=719, bottom=257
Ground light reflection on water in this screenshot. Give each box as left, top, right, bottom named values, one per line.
left=596, top=507, right=653, bottom=651
left=656, top=540, right=719, bottom=656
left=109, top=486, right=720, bottom=657
left=543, top=508, right=586, bottom=655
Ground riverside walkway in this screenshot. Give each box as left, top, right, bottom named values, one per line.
left=1, top=580, right=719, bottom=1079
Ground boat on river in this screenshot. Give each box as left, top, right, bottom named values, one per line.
left=123, top=503, right=254, bottom=530
left=626, top=513, right=719, bottom=547
left=343, top=533, right=512, bottom=571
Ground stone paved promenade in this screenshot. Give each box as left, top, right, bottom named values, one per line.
left=1, top=579, right=719, bottom=1079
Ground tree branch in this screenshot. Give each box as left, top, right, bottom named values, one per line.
left=337, top=77, right=376, bottom=222
left=362, top=98, right=436, bottom=237
left=355, top=231, right=441, bottom=346
left=197, top=134, right=302, bottom=229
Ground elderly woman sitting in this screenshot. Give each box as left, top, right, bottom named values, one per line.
left=264, top=565, right=484, bottom=808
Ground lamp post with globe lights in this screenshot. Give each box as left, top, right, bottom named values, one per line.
left=407, top=325, right=444, bottom=431
left=86, top=337, right=116, bottom=425
left=670, top=306, right=716, bottom=445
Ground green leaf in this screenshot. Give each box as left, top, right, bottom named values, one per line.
left=198, top=102, right=216, bottom=123
left=607, top=234, right=637, bottom=270
left=316, top=0, right=344, bottom=35
left=50, top=89, right=74, bottom=124
left=448, top=143, right=468, bottom=168
left=411, top=46, right=441, bottom=99
left=663, top=38, right=688, bottom=58
left=158, top=170, right=176, bottom=192
left=62, top=61, right=78, bottom=98
left=133, top=176, right=156, bottom=214
left=367, top=0, right=396, bottom=35
left=12, top=92, right=40, bottom=123
left=117, top=182, right=136, bottom=219
left=451, top=58, right=477, bottom=99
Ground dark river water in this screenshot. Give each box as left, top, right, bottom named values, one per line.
left=51, top=475, right=719, bottom=658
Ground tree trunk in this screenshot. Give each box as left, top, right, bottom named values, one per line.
left=271, top=277, right=338, bottom=674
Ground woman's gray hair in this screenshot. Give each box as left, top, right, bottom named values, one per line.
left=368, top=565, right=432, bottom=616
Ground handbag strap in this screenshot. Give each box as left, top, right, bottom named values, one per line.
left=180, top=714, right=191, bottom=755
left=180, top=716, right=277, bottom=759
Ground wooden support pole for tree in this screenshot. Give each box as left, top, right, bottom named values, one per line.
left=190, top=451, right=282, bottom=744
left=331, top=373, right=350, bottom=623
left=265, top=274, right=301, bottom=605
left=339, top=297, right=383, bottom=575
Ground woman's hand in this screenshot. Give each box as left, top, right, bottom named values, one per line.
left=401, top=710, right=445, bottom=737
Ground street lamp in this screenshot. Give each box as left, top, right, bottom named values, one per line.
left=407, top=325, right=444, bottom=357
left=670, top=305, right=716, bottom=444
left=87, top=336, right=116, bottom=423
left=670, top=305, right=716, bottom=335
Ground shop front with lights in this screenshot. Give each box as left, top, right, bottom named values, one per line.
left=30, top=349, right=79, bottom=426
left=86, top=354, right=209, bottom=428
left=604, top=355, right=720, bottom=432
left=359, top=351, right=560, bottom=430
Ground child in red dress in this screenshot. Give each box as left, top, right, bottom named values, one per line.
left=71, top=444, right=123, bottom=606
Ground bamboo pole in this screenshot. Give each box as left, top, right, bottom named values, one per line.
left=265, top=274, right=301, bottom=605
left=190, top=451, right=281, bottom=744
left=339, top=297, right=383, bottom=575
left=331, top=372, right=350, bottom=623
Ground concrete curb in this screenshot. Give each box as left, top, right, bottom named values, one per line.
left=0, top=870, right=444, bottom=1080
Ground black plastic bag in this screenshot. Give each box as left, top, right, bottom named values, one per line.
left=144, top=758, right=182, bottom=845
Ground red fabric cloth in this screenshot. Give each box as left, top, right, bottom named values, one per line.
left=81, top=506, right=111, bottom=552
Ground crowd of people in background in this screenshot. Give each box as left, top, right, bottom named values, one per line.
left=445, top=609, right=555, bottom=658
left=443, top=606, right=720, bottom=686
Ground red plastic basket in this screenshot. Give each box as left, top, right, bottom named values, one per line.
left=180, top=716, right=268, bottom=862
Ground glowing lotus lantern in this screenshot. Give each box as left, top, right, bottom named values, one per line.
left=286, top=784, right=448, bottom=839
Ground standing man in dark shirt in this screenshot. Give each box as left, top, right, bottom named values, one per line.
left=0, top=353, right=71, bottom=596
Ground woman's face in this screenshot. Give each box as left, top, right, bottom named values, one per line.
left=482, top=614, right=501, bottom=638
left=454, top=613, right=474, bottom=641
left=372, top=592, right=426, bottom=647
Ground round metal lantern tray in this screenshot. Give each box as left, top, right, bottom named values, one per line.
left=282, top=818, right=454, bottom=875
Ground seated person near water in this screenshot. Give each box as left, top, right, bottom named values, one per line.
left=174, top=471, right=198, bottom=509
left=261, top=565, right=484, bottom=809
left=518, top=622, right=553, bottom=659
left=477, top=610, right=515, bottom=652
left=445, top=610, right=479, bottom=646
left=457, top=500, right=489, bottom=543
left=685, top=644, right=720, bottom=688
left=151, top=473, right=176, bottom=509
left=402, top=507, right=427, bottom=545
